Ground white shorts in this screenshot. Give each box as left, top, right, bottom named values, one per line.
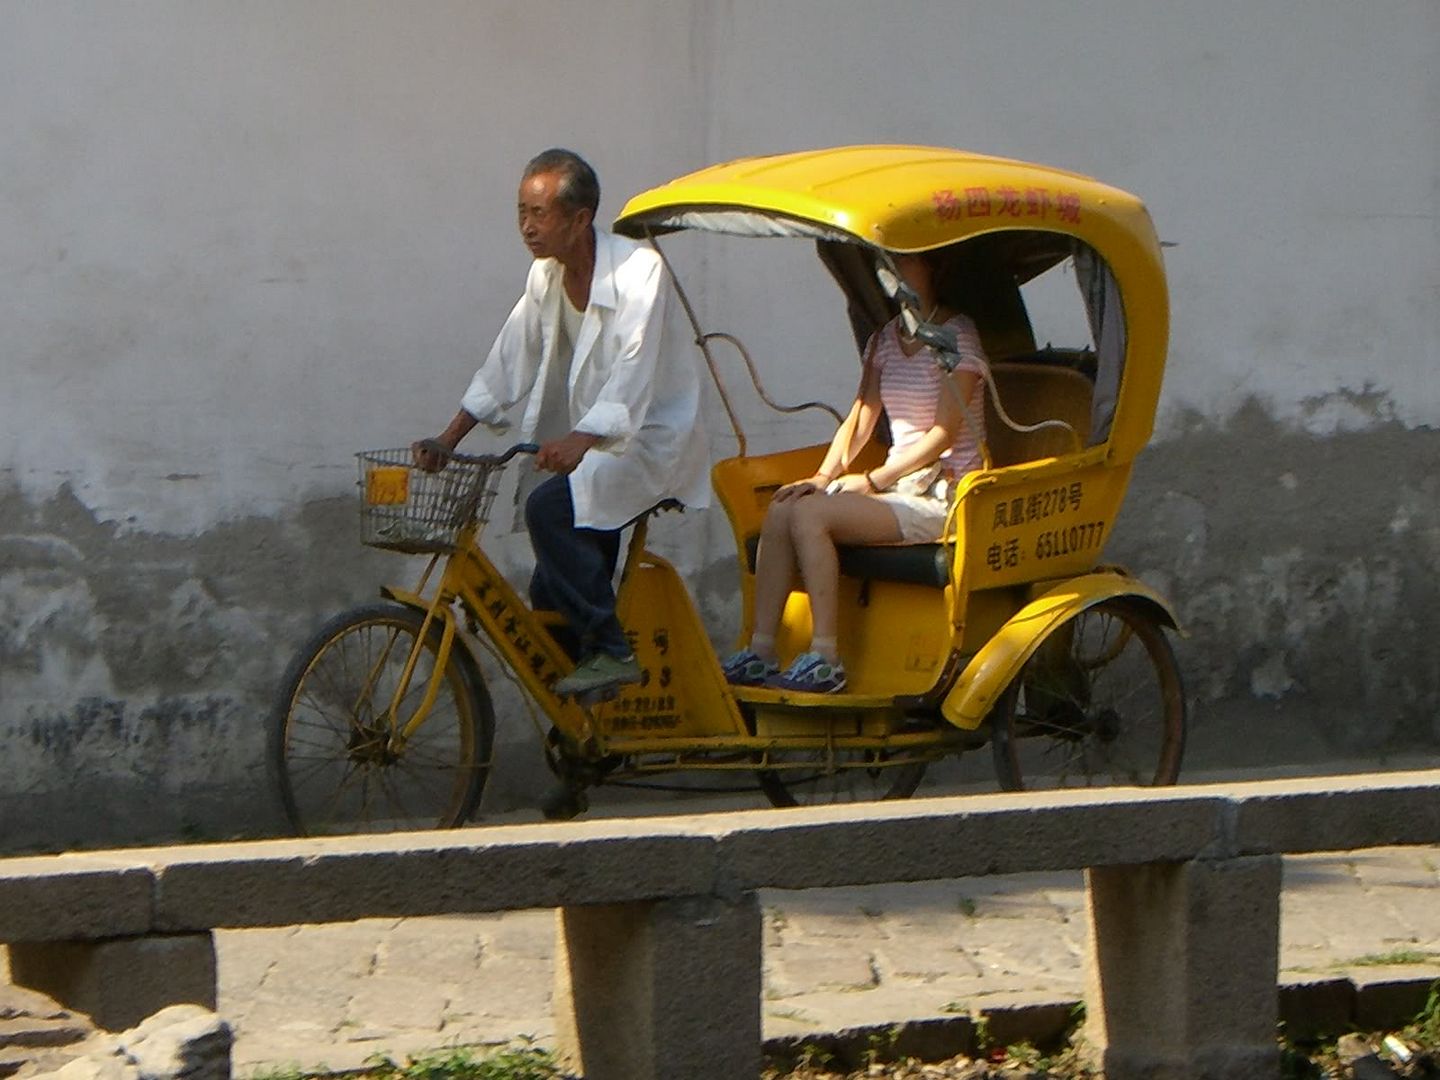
left=875, top=464, right=956, bottom=544
left=873, top=490, right=951, bottom=543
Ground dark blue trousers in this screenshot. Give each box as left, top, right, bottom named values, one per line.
left=524, top=473, right=629, bottom=660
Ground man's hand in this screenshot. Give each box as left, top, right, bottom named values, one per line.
left=536, top=430, right=601, bottom=474
left=411, top=437, right=456, bottom=473
left=412, top=410, right=479, bottom=472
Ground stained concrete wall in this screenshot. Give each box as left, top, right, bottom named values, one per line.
left=2, top=1, right=1437, bottom=850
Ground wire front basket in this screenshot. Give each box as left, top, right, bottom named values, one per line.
left=356, top=448, right=505, bottom=554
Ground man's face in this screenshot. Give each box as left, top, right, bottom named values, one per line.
left=517, top=171, right=589, bottom=260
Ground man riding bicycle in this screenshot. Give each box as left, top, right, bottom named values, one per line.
left=416, top=149, right=710, bottom=698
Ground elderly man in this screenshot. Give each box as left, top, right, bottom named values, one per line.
left=417, top=149, right=709, bottom=697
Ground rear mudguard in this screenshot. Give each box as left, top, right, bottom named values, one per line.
left=941, top=572, right=1180, bottom=731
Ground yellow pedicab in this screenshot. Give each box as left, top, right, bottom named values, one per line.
left=270, top=145, right=1184, bottom=833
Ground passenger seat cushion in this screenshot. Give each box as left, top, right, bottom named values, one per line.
left=744, top=534, right=950, bottom=589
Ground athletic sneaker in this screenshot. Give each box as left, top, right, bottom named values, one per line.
left=720, top=648, right=780, bottom=686
left=765, top=651, right=848, bottom=694
left=553, top=652, right=642, bottom=697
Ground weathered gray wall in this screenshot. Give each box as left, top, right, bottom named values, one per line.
left=2, top=1, right=1437, bottom=850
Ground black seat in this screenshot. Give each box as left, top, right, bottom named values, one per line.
left=838, top=543, right=951, bottom=588
left=626, top=498, right=684, bottom=527
left=744, top=535, right=950, bottom=589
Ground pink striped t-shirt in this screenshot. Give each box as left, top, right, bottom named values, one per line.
left=870, top=314, right=988, bottom=483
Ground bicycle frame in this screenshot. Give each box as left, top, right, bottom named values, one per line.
left=374, top=507, right=977, bottom=773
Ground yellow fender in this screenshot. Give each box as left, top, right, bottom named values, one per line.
left=941, top=572, right=1181, bottom=731
left=380, top=585, right=430, bottom=612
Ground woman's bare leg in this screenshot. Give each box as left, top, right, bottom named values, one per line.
left=749, top=500, right=802, bottom=658
left=789, top=494, right=904, bottom=651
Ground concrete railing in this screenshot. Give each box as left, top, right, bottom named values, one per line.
left=4, top=770, right=1440, bottom=1080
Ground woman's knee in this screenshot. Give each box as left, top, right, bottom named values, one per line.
left=760, top=499, right=796, bottom=538
left=789, top=498, right=834, bottom=543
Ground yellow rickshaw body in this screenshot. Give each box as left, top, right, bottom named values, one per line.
left=611, top=146, right=1174, bottom=731
left=279, top=148, right=1186, bottom=835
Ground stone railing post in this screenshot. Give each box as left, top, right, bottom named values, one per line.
left=7, top=933, right=218, bottom=1032
left=1084, top=855, right=1282, bottom=1080
left=552, top=892, right=762, bottom=1080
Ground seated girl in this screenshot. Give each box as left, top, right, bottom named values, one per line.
left=720, top=249, right=988, bottom=693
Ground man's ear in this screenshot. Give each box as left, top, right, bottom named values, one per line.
left=573, top=206, right=594, bottom=233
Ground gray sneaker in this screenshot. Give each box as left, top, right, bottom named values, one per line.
left=553, top=652, right=642, bottom=697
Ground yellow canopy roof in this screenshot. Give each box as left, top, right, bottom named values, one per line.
left=613, top=145, right=1151, bottom=254
left=616, top=145, right=1169, bottom=464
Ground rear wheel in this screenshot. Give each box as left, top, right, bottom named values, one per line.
left=757, top=749, right=927, bottom=807
left=991, top=600, right=1185, bottom=791
left=270, top=603, right=494, bottom=834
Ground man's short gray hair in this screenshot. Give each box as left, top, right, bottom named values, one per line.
left=523, top=149, right=600, bottom=216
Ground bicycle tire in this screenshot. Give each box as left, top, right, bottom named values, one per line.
left=990, top=599, right=1185, bottom=791
left=269, top=602, right=495, bottom=835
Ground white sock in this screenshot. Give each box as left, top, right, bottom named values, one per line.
left=811, top=637, right=839, bottom=663
left=750, top=633, right=777, bottom=663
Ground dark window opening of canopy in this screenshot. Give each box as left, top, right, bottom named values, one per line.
left=818, top=230, right=1126, bottom=447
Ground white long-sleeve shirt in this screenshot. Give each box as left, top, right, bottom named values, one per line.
left=460, top=229, right=711, bottom=529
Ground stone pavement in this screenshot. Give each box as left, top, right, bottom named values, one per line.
left=202, top=788, right=1440, bottom=1076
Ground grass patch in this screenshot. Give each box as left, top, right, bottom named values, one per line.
left=363, top=1043, right=565, bottom=1080
left=1339, top=948, right=1440, bottom=968
left=246, top=1041, right=568, bottom=1080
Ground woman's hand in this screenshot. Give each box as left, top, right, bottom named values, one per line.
left=827, top=473, right=876, bottom=495
left=772, top=474, right=829, bottom=503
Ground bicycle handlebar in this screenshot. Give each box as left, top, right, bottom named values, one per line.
left=413, top=439, right=540, bottom=468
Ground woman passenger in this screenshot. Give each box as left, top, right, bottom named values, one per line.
left=720, top=249, right=988, bottom=693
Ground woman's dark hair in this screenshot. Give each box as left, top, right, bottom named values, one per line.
left=523, top=148, right=600, bottom=216
left=921, top=244, right=975, bottom=314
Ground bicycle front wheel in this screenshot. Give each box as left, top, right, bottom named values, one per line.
left=269, top=603, right=494, bottom=835
left=990, top=599, right=1185, bottom=791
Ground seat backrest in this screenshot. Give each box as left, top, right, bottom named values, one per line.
left=712, top=441, right=887, bottom=568
left=982, top=363, right=1094, bottom=466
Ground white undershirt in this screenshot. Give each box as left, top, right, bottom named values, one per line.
left=535, top=292, right=586, bottom=443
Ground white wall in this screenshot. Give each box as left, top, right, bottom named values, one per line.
left=695, top=0, right=1440, bottom=434
left=1, top=1, right=711, bottom=533
left=5, top=2, right=1436, bottom=529
left=2, top=1, right=1437, bottom=846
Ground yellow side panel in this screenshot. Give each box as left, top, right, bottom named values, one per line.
left=961, top=461, right=1132, bottom=591
left=592, top=555, right=747, bottom=739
